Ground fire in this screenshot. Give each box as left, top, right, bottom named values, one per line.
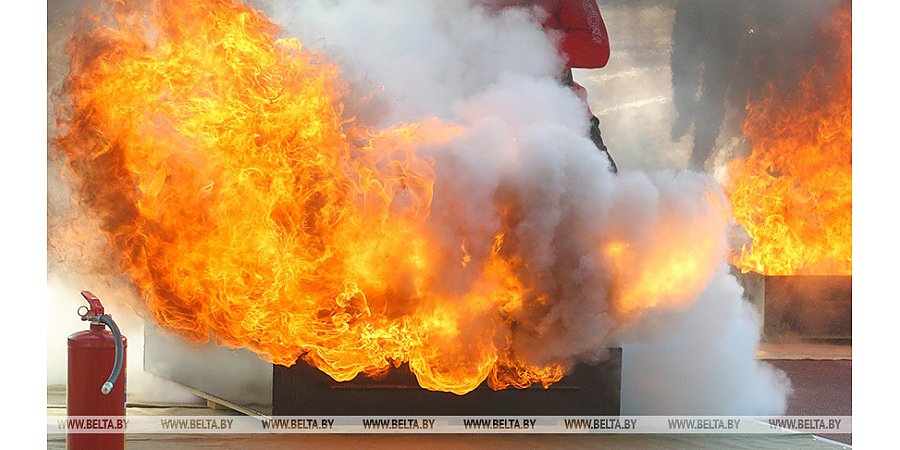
left=725, top=4, right=852, bottom=276
left=55, top=0, right=727, bottom=395
left=55, top=0, right=565, bottom=395
left=604, top=191, right=727, bottom=317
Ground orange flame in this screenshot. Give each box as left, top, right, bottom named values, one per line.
left=55, top=0, right=730, bottom=395
left=55, top=0, right=570, bottom=394
left=725, top=4, right=852, bottom=276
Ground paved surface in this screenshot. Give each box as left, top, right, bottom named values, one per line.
left=47, top=346, right=852, bottom=449
left=46, top=432, right=848, bottom=449
left=765, top=359, right=852, bottom=445
left=758, top=343, right=852, bottom=360
left=767, top=360, right=852, bottom=417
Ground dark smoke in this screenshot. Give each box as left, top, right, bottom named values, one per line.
left=667, top=0, right=848, bottom=170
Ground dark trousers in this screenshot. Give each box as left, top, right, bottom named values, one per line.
left=590, top=116, right=618, bottom=173
left=562, top=68, right=618, bottom=173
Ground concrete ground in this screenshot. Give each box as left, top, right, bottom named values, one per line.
left=46, top=433, right=849, bottom=449
left=761, top=343, right=852, bottom=446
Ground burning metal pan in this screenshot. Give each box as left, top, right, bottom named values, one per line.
left=144, top=323, right=621, bottom=416
left=734, top=268, right=851, bottom=341
left=272, top=352, right=620, bottom=416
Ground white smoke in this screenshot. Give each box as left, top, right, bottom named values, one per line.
left=46, top=272, right=202, bottom=405
left=47, top=0, right=791, bottom=414
left=45, top=179, right=200, bottom=404
left=251, top=0, right=563, bottom=125
left=617, top=265, right=792, bottom=414
left=252, top=0, right=790, bottom=414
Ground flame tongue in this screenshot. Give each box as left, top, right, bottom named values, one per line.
left=725, top=4, right=852, bottom=276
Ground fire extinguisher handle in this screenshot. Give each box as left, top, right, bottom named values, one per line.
left=80, top=290, right=105, bottom=316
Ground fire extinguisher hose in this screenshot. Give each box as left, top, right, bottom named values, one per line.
left=98, top=314, right=124, bottom=395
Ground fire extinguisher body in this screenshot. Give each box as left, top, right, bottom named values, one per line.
left=67, top=323, right=127, bottom=450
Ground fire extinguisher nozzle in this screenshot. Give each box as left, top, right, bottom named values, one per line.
left=101, top=381, right=114, bottom=395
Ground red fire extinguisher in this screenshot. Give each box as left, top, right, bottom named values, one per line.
left=67, top=290, right=127, bottom=450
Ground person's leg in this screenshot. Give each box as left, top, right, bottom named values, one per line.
left=590, top=116, right=618, bottom=173
left=670, top=1, right=704, bottom=141
left=563, top=69, right=617, bottom=173
left=689, top=49, right=730, bottom=171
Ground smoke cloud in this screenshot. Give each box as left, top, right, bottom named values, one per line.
left=617, top=265, right=791, bottom=414
left=252, top=0, right=789, bottom=414
left=48, top=0, right=796, bottom=413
